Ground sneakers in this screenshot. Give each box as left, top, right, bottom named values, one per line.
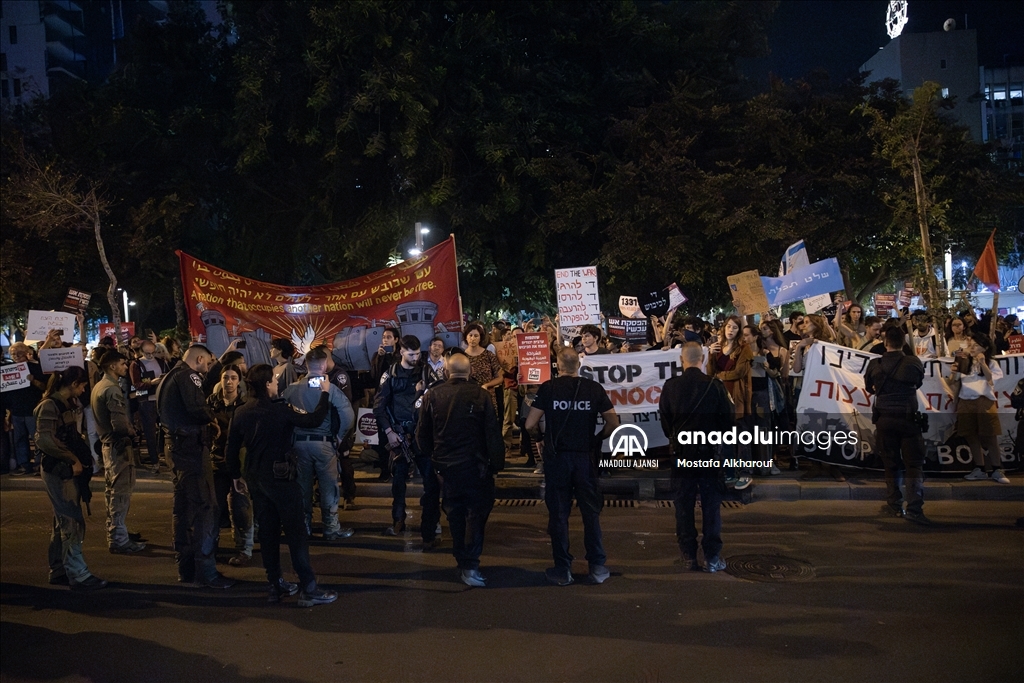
left=435, top=523, right=443, bottom=536
left=733, top=476, right=753, bottom=490
left=268, top=578, right=299, bottom=604
left=9, top=466, right=30, bottom=477
left=680, top=554, right=700, bottom=571
left=533, top=465, right=544, bottom=475
left=384, top=519, right=405, bottom=536
left=323, top=528, right=355, bottom=542
left=903, top=511, right=932, bottom=526
left=880, top=503, right=905, bottom=518
left=964, top=467, right=988, bottom=481
left=199, top=573, right=236, bottom=589
left=48, top=573, right=69, bottom=586
left=460, top=569, right=487, bottom=588
left=128, top=531, right=147, bottom=543
left=421, top=538, right=440, bottom=552
left=228, top=553, right=252, bottom=567
left=588, top=565, right=610, bottom=584
left=769, top=465, right=782, bottom=476
left=69, top=575, right=108, bottom=591
left=991, top=469, right=1011, bottom=485
left=109, top=541, right=146, bottom=554
left=297, top=585, right=338, bottom=607
left=705, top=556, right=727, bottom=573
left=545, top=567, right=574, bottom=586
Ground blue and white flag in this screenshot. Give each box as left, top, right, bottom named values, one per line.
left=761, top=258, right=842, bottom=307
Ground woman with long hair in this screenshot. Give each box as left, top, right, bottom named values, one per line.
left=834, top=301, right=867, bottom=349
left=33, top=366, right=107, bottom=590
left=791, top=315, right=845, bottom=481
left=742, top=325, right=782, bottom=475
left=945, top=316, right=970, bottom=355
left=463, top=323, right=504, bottom=420
left=709, top=316, right=753, bottom=489
left=208, top=365, right=253, bottom=567
left=951, top=334, right=1010, bottom=484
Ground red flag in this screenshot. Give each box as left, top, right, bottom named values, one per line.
left=972, top=230, right=1000, bottom=291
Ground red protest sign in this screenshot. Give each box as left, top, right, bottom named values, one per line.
left=516, top=332, right=552, bottom=385
left=1009, top=335, right=1023, bottom=355
left=99, top=322, right=135, bottom=342
left=873, top=293, right=896, bottom=318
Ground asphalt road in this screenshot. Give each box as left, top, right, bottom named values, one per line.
left=1, top=491, right=1022, bottom=683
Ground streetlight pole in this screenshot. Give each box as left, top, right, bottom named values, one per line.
left=409, top=222, right=430, bottom=257
left=121, top=288, right=130, bottom=323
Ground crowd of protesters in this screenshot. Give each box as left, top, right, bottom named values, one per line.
left=1, top=299, right=1021, bottom=596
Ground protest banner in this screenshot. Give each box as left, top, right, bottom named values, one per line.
left=39, top=347, right=85, bottom=373
left=62, top=288, right=91, bottom=314
left=26, top=310, right=76, bottom=342
left=779, top=240, right=834, bottom=314
left=355, top=407, right=379, bottom=445
left=873, top=293, right=896, bottom=318
left=606, top=317, right=649, bottom=344
left=637, top=289, right=669, bottom=317
left=0, top=363, right=32, bottom=393
left=178, top=238, right=462, bottom=372
left=516, top=332, right=552, bottom=385
left=727, top=271, right=770, bottom=315
left=761, top=258, right=842, bottom=308
left=555, top=267, right=601, bottom=334
left=618, top=296, right=641, bottom=319
left=795, top=341, right=1022, bottom=473
left=98, top=322, right=136, bottom=342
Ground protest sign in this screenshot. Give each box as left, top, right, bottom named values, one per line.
left=897, top=289, right=913, bottom=308
left=802, top=293, right=832, bottom=314
left=26, top=310, right=76, bottom=342
left=795, top=341, right=1022, bottom=473
left=493, top=340, right=519, bottom=388
left=355, top=408, right=379, bottom=445
left=727, top=271, right=770, bottom=315
left=666, top=283, right=687, bottom=314
left=62, top=288, right=92, bottom=314
left=516, top=332, right=552, bottom=385
left=618, top=296, right=641, bottom=319
left=98, top=322, right=136, bottom=342
left=0, top=363, right=32, bottom=393
left=1009, top=335, right=1023, bottom=355
left=780, top=241, right=838, bottom=314
left=637, top=289, right=669, bottom=317
left=39, top=347, right=85, bottom=373
left=555, top=267, right=601, bottom=332
left=873, top=293, right=896, bottom=318
left=760, top=258, right=842, bottom=308
left=607, top=317, right=649, bottom=344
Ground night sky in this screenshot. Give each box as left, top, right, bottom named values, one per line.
left=744, top=0, right=1024, bottom=87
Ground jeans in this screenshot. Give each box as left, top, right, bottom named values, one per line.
left=11, top=415, right=36, bottom=469
left=875, top=416, right=925, bottom=514
left=439, top=465, right=495, bottom=570
left=101, top=439, right=135, bottom=547
left=672, top=474, right=723, bottom=560
left=251, top=478, right=317, bottom=590
left=543, top=450, right=606, bottom=570
left=42, top=469, right=92, bottom=583
left=390, top=451, right=442, bottom=541
left=294, top=439, right=341, bottom=536
left=213, top=469, right=254, bottom=555
left=136, top=400, right=161, bottom=465
left=171, top=467, right=220, bottom=582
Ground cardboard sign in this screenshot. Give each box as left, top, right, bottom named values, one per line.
left=98, top=322, right=136, bottom=343
left=515, top=332, right=552, bottom=385
left=0, top=362, right=32, bottom=392
left=63, top=288, right=92, bottom=313
left=1009, top=335, right=1023, bottom=355
left=897, top=289, right=913, bottom=308
left=607, top=317, right=650, bottom=344
left=555, top=267, right=601, bottom=330
left=39, top=347, right=85, bottom=373
left=802, top=293, right=833, bottom=314
left=637, top=289, right=669, bottom=317
left=666, top=283, right=687, bottom=313
left=727, top=271, right=771, bottom=316
left=355, top=407, right=379, bottom=445
left=618, top=296, right=641, bottom=319
left=26, top=310, right=76, bottom=342
left=873, top=293, right=896, bottom=318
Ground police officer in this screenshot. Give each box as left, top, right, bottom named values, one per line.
left=373, top=335, right=441, bottom=542
left=324, top=347, right=358, bottom=508
left=864, top=326, right=929, bottom=525
left=525, top=347, right=619, bottom=586
left=91, top=350, right=145, bottom=554
left=156, top=344, right=235, bottom=587
left=417, top=353, right=505, bottom=586
left=659, top=342, right=732, bottom=572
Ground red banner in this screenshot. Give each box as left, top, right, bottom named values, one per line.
left=177, top=238, right=462, bottom=371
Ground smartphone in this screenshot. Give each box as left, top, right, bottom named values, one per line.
left=307, top=376, right=324, bottom=388
left=235, top=340, right=246, bottom=349
left=383, top=345, right=394, bottom=354
left=55, top=329, right=64, bottom=336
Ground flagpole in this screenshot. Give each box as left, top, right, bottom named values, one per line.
left=450, top=233, right=465, bottom=330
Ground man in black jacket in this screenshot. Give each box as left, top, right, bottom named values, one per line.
left=417, top=353, right=505, bottom=586
left=864, top=326, right=928, bottom=525
left=659, top=342, right=733, bottom=572
left=226, top=364, right=337, bottom=607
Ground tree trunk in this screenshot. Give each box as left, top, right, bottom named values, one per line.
left=173, top=279, right=188, bottom=339
left=908, top=140, right=947, bottom=356
left=91, top=193, right=121, bottom=341
left=854, top=264, right=891, bottom=303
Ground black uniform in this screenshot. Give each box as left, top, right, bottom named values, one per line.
left=156, top=363, right=219, bottom=584
left=864, top=351, right=926, bottom=516
left=417, top=377, right=505, bottom=570
left=659, top=367, right=733, bottom=561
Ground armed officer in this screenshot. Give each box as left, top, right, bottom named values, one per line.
left=156, top=344, right=234, bottom=588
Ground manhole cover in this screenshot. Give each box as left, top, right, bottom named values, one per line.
left=724, top=555, right=816, bottom=582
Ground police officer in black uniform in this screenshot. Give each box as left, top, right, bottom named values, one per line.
left=417, top=353, right=505, bottom=585
left=156, top=344, right=235, bottom=587
left=864, top=326, right=929, bottom=525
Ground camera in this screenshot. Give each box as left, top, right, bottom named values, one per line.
left=236, top=340, right=246, bottom=349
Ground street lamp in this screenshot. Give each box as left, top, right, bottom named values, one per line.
left=121, top=288, right=130, bottom=323
left=408, top=222, right=430, bottom=257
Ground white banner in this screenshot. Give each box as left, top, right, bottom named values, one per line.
left=796, top=341, right=1022, bottom=471
left=1, top=362, right=32, bottom=392
left=355, top=407, right=379, bottom=445
left=555, top=267, right=601, bottom=330
left=39, top=347, right=86, bottom=373
left=25, top=310, right=76, bottom=342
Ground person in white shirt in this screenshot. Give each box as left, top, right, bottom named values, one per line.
left=949, top=333, right=1009, bottom=484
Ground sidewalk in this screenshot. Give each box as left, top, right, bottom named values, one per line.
left=3, top=458, right=1021, bottom=502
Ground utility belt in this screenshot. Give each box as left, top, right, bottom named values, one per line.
left=294, top=434, right=332, bottom=442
